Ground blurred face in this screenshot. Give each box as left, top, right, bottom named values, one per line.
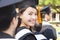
left=45, top=14, right=51, bottom=21
left=20, top=7, right=37, bottom=27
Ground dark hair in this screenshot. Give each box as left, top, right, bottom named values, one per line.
left=41, top=12, right=46, bottom=18
left=19, top=5, right=37, bottom=14
left=41, top=12, right=50, bottom=18
left=34, top=23, right=42, bottom=32
left=0, top=5, right=16, bottom=31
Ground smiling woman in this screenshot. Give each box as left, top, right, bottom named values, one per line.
left=15, top=5, right=37, bottom=40
left=15, top=0, right=38, bottom=40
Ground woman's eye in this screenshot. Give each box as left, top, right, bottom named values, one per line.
left=35, top=13, right=37, bottom=15
left=28, top=12, right=37, bottom=16
left=29, top=13, right=32, bottom=15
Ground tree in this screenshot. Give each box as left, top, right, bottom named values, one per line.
left=39, top=0, right=60, bottom=13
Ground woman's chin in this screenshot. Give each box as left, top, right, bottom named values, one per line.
left=29, top=24, right=35, bottom=27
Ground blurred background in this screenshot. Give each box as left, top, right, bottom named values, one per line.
left=39, top=0, right=60, bottom=27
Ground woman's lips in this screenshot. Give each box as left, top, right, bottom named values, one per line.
left=29, top=20, right=36, bottom=24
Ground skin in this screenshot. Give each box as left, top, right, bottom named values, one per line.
left=45, top=14, right=51, bottom=21
left=3, top=16, right=18, bottom=37
left=19, top=7, right=37, bottom=29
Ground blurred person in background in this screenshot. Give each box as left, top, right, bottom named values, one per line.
left=40, top=6, right=56, bottom=40
left=33, top=23, right=48, bottom=40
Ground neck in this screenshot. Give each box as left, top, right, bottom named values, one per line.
left=3, top=25, right=16, bottom=37
left=19, top=21, right=30, bottom=29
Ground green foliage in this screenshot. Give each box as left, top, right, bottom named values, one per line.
left=39, top=0, right=60, bottom=13
left=39, top=0, right=60, bottom=6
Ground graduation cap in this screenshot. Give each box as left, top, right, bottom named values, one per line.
left=40, top=6, right=51, bottom=15
left=16, top=0, right=37, bottom=8
left=40, top=6, right=51, bottom=18
left=0, top=0, right=23, bottom=8
left=0, top=0, right=23, bottom=16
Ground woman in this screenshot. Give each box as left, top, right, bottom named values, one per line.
left=15, top=5, right=37, bottom=40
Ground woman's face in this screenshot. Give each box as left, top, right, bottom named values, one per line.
left=20, top=7, right=37, bottom=27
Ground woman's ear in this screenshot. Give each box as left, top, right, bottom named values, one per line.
left=16, top=8, right=19, bottom=13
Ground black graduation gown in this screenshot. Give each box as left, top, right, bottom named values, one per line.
left=34, top=32, right=48, bottom=40
left=41, top=25, right=56, bottom=40
left=15, top=27, right=37, bottom=40
left=0, top=32, right=13, bottom=38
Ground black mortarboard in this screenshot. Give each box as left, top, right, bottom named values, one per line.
left=0, top=0, right=23, bottom=8
left=40, top=6, right=51, bottom=18
left=40, top=6, right=51, bottom=14
left=0, top=0, right=23, bottom=16
left=16, top=0, right=37, bottom=8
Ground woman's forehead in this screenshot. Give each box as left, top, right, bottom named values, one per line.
left=25, top=7, right=37, bottom=12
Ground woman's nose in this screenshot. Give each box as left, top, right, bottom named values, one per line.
left=32, top=15, right=37, bottom=20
